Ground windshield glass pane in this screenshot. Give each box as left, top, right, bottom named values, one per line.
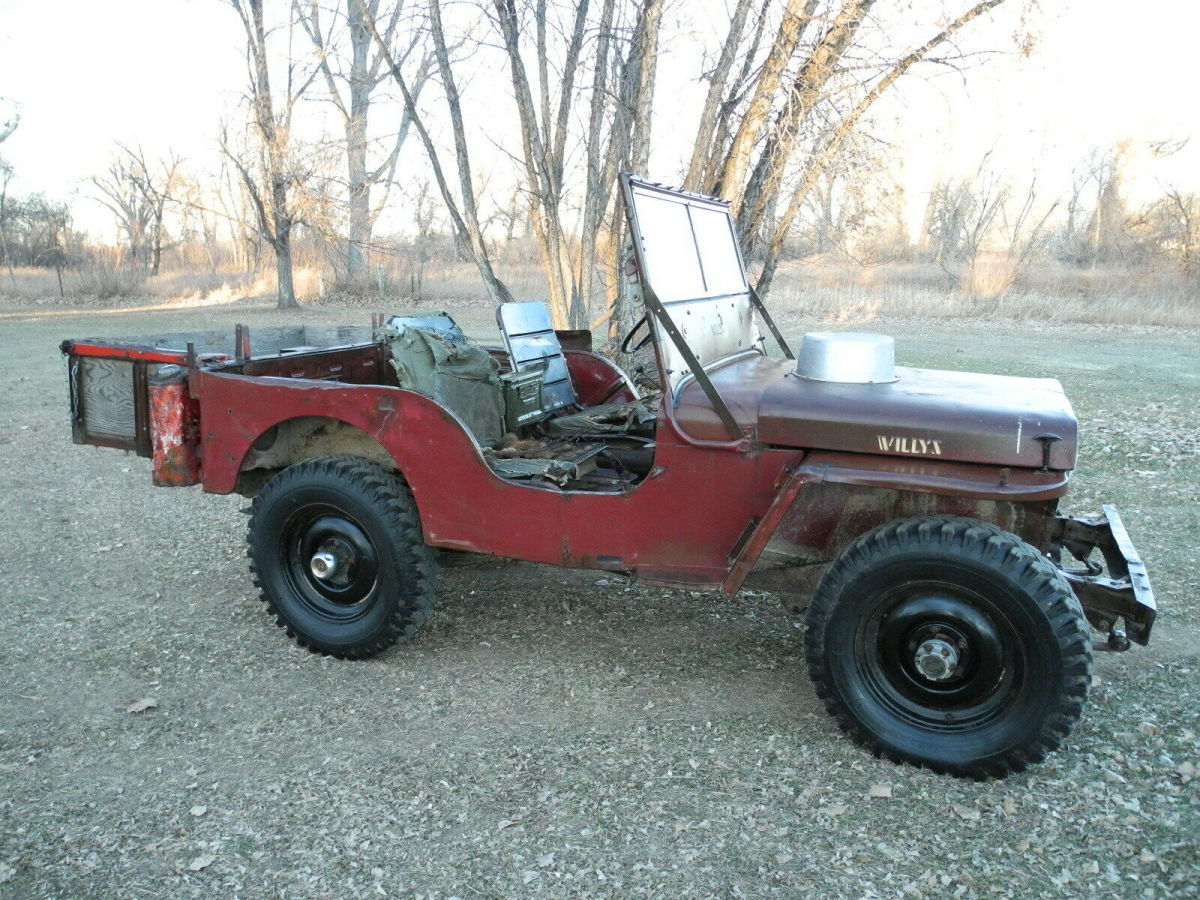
left=690, top=205, right=746, bottom=295
left=633, top=193, right=706, bottom=302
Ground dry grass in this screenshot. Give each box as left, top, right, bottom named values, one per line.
left=0, top=265, right=268, bottom=308
left=770, top=259, right=1200, bottom=328
left=2, top=257, right=1196, bottom=328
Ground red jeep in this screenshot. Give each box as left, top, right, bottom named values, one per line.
left=62, top=176, right=1154, bottom=777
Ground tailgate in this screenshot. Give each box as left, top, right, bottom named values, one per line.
left=62, top=340, right=191, bottom=455
left=62, top=340, right=202, bottom=486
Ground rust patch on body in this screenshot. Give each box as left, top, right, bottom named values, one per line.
left=148, top=376, right=200, bottom=486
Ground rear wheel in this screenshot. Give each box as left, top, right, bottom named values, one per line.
left=804, top=516, right=1091, bottom=778
left=248, top=456, right=437, bottom=658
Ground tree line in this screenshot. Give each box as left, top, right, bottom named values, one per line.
left=1, top=2, right=1196, bottom=316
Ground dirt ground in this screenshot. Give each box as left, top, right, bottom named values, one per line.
left=0, top=298, right=1197, bottom=899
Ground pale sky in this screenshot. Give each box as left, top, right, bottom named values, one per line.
left=1, top=0, right=1197, bottom=238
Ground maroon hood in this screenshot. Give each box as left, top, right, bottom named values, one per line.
left=759, top=365, right=1077, bottom=470
left=674, top=357, right=1078, bottom=471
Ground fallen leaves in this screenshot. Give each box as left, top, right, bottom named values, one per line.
left=952, top=803, right=981, bottom=822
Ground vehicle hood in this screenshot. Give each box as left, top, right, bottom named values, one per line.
left=757, top=364, right=1078, bottom=470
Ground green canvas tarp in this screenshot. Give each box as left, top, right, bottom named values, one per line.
left=382, top=325, right=505, bottom=447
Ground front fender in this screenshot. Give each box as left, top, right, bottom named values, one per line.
left=723, top=451, right=1068, bottom=597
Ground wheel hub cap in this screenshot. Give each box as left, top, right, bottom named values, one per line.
left=310, top=551, right=340, bottom=581
left=914, top=638, right=959, bottom=682
left=284, top=512, right=379, bottom=612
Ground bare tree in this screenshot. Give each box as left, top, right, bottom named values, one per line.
left=1056, top=146, right=1130, bottom=268
left=122, top=145, right=184, bottom=275
left=923, top=167, right=1006, bottom=269
left=686, top=0, right=772, bottom=196
left=176, top=172, right=225, bottom=273
left=604, top=0, right=664, bottom=342
left=1001, top=174, right=1058, bottom=273
left=490, top=0, right=589, bottom=325
left=485, top=186, right=527, bottom=246
left=1160, top=188, right=1198, bottom=276
left=714, top=0, right=821, bottom=207
left=358, top=0, right=514, bottom=304
left=92, top=156, right=154, bottom=266
left=0, top=160, right=15, bottom=284
left=735, top=0, right=876, bottom=238
left=681, top=0, right=757, bottom=192
left=1133, top=185, right=1199, bottom=278
left=489, top=0, right=662, bottom=329
left=790, top=135, right=901, bottom=260
left=746, top=0, right=1012, bottom=294
left=300, top=0, right=433, bottom=281
left=225, top=0, right=322, bottom=308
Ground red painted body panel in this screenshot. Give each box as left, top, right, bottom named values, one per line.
left=191, top=368, right=804, bottom=587
left=562, top=349, right=638, bottom=406
left=65, top=341, right=190, bottom=364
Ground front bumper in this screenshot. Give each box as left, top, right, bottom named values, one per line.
left=1050, top=505, right=1156, bottom=647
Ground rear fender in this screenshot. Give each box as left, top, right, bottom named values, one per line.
left=233, top=416, right=397, bottom=495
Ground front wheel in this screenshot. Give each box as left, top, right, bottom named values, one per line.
left=804, top=516, right=1092, bottom=778
left=247, top=456, right=437, bottom=658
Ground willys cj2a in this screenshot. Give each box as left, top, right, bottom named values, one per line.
left=62, top=175, right=1155, bottom=778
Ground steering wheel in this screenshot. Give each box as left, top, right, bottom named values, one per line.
left=620, top=315, right=653, bottom=354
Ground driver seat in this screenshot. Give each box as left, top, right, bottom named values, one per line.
left=496, top=301, right=578, bottom=413
left=496, top=301, right=654, bottom=438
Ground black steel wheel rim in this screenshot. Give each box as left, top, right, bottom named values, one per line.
left=857, top=581, right=1021, bottom=732
left=281, top=503, right=380, bottom=621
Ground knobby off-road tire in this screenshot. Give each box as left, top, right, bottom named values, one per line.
left=804, top=516, right=1092, bottom=778
left=248, top=456, right=437, bottom=658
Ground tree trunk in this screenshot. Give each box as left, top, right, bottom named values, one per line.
left=716, top=0, right=815, bottom=207
left=150, top=202, right=165, bottom=276
left=755, top=0, right=1008, bottom=295
left=275, top=230, right=298, bottom=308
left=151, top=225, right=163, bottom=275
left=0, top=172, right=15, bottom=286
left=345, top=0, right=371, bottom=279
left=576, top=0, right=618, bottom=325
left=682, top=0, right=755, bottom=192
left=608, top=0, right=662, bottom=349
left=345, top=117, right=370, bottom=279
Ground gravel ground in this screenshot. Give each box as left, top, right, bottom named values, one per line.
left=0, top=299, right=1196, bottom=898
